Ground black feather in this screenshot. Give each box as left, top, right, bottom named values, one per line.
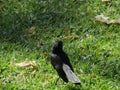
left=50, top=41, right=80, bottom=84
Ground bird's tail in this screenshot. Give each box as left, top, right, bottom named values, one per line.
left=63, top=64, right=81, bottom=85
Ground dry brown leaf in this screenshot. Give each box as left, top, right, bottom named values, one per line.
left=43, top=53, right=50, bottom=58
left=102, top=0, right=111, bottom=2
left=64, top=35, right=79, bottom=40
left=95, top=14, right=120, bottom=24
left=14, top=61, right=37, bottom=69
left=28, top=26, right=36, bottom=36
left=114, top=17, right=120, bottom=23
left=64, top=25, right=70, bottom=36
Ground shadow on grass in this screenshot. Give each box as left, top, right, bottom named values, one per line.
left=67, top=85, right=83, bottom=90
left=0, top=0, right=85, bottom=44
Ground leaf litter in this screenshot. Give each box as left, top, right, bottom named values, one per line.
left=95, top=14, right=120, bottom=24
left=14, top=61, right=38, bottom=69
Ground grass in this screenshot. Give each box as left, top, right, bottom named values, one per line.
left=0, top=0, right=120, bottom=90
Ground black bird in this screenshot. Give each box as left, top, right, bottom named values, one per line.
left=50, top=41, right=80, bottom=85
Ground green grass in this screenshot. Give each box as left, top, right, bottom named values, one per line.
left=0, top=0, right=120, bottom=90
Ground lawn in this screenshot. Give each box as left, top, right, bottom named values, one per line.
left=0, top=0, right=120, bottom=90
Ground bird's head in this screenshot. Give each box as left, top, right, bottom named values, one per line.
left=52, top=41, right=63, bottom=53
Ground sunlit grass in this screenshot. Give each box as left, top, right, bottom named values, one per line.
left=0, top=0, right=120, bottom=89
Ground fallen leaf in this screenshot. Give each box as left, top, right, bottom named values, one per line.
left=43, top=53, right=50, bottom=58
left=28, top=26, right=36, bottom=36
left=14, top=61, right=37, bottom=69
left=102, top=0, right=111, bottom=2
left=95, top=14, right=120, bottom=24
left=64, top=35, right=79, bottom=40
left=114, top=17, right=120, bottom=23
left=64, top=25, right=70, bottom=36
left=87, top=6, right=91, bottom=13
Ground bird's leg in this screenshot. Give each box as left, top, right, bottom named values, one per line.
left=55, top=77, right=60, bottom=85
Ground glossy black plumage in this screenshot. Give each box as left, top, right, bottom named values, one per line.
left=50, top=41, right=80, bottom=84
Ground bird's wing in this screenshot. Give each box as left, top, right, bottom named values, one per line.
left=62, top=52, right=74, bottom=72
left=51, top=54, right=68, bottom=82
left=50, top=54, right=63, bottom=70
left=63, top=63, right=80, bottom=84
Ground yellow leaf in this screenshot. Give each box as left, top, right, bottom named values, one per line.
left=87, top=6, right=91, bottom=13
left=64, top=25, right=70, bottom=36
left=64, top=35, right=79, bottom=40
left=14, top=61, right=37, bottom=69
left=95, top=14, right=120, bottom=24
